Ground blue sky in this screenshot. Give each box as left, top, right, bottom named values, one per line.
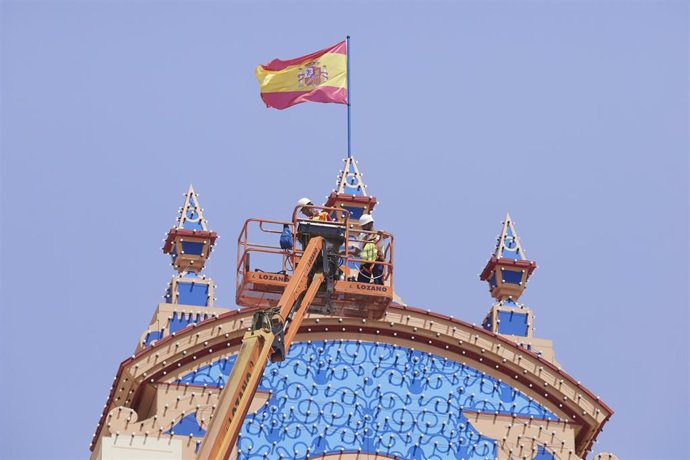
left=1, top=1, right=688, bottom=458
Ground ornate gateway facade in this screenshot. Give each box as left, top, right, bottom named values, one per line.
left=90, top=160, right=614, bottom=460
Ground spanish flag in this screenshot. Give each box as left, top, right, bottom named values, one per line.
left=255, top=41, right=348, bottom=110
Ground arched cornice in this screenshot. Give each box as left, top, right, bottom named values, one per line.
left=91, top=305, right=612, bottom=458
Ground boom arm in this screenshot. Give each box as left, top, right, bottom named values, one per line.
left=197, top=236, right=326, bottom=460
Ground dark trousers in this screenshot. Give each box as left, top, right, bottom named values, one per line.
left=357, top=263, right=384, bottom=285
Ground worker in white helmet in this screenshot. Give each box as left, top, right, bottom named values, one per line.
left=359, top=213, right=375, bottom=231
left=296, top=197, right=331, bottom=221
left=356, top=214, right=384, bottom=285
left=294, top=197, right=334, bottom=252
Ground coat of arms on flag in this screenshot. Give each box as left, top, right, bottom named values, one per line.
left=297, top=62, right=329, bottom=88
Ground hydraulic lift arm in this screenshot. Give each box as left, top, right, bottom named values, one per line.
left=197, top=236, right=327, bottom=460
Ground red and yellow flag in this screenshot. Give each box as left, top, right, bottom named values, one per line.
left=255, top=41, right=348, bottom=110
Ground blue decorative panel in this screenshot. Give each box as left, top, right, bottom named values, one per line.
left=169, top=311, right=209, bottom=334
left=342, top=163, right=365, bottom=196
left=144, top=330, right=163, bottom=346
left=177, top=341, right=557, bottom=459
left=183, top=220, right=204, bottom=231
left=497, top=311, right=529, bottom=336
left=501, top=270, right=522, bottom=285
left=489, top=273, right=497, bottom=288
left=534, top=446, right=556, bottom=459
left=343, top=206, right=364, bottom=220
left=500, top=249, right=521, bottom=260
left=166, top=412, right=206, bottom=437
left=181, top=241, right=204, bottom=255
left=182, top=195, right=205, bottom=231
left=498, top=225, right=525, bottom=260
left=176, top=355, right=238, bottom=386
left=177, top=282, right=209, bottom=306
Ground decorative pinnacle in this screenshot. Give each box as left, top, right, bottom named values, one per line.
left=176, top=185, right=209, bottom=231
left=335, top=156, right=368, bottom=196
left=163, top=185, right=217, bottom=274
left=494, top=213, right=526, bottom=260
left=480, top=213, right=537, bottom=302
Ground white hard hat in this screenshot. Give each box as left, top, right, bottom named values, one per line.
left=359, top=214, right=374, bottom=226
left=297, top=197, right=312, bottom=207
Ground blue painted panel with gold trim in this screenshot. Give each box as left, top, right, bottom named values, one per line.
left=497, top=311, right=528, bottom=336
left=176, top=341, right=557, bottom=459
left=177, top=281, right=209, bottom=306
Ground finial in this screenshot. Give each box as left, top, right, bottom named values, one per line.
left=325, top=155, right=378, bottom=226
left=494, top=213, right=526, bottom=260
left=335, top=156, right=368, bottom=196
left=479, top=213, right=536, bottom=302
left=175, top=184, right=208, bottom=231
left=163, top=186, right=218, bottom=274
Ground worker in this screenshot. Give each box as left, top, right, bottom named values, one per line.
left=356, top=214, right=384, bottom=285
left=296, top=197, right=332, bottom=221
left=295, top=197, right=333, bottom=253
left=279, top=223, right=293, bottom=250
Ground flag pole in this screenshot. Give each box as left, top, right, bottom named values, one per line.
left=346, top=35, right=352, bottom=158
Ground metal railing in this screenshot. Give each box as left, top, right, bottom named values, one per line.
left=236, top=205, right=394, bottom=293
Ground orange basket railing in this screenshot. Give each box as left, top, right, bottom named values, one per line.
left=237, top=205, right=394, bottom=294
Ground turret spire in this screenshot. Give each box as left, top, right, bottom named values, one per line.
left=325, top=156, right=377, bottom=227
left=140, top=186, right=221, bottom=349
left=480, top=213, right=536, bottom=302
left=494, top=213, right=527, bottom=260
left=479, top=214, right=559, bottom=364
left=176, top=185, right=209, bottom=231
left=162, top=185, right=217, bottom=273
left=336, top=156, right=368, bottom=196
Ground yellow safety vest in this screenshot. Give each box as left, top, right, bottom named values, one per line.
left=361, top=234, right=382, bottom=263
left=311, top=211, right=331, bottom=222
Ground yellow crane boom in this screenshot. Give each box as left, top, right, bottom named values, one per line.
left=198, top=233, right=330, bottom=459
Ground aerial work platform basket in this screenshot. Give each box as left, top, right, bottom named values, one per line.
left=236, top=205, right=394, bottom=320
